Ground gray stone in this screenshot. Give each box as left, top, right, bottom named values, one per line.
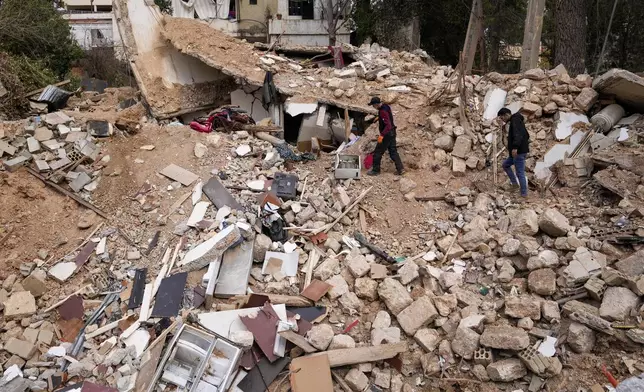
left=253, top=234, right=272, bottom=262
left=439, top=272, right=463, bottom=289
left=326, top=275, right=349, bottom=300
left=306, top=324, right=334, bottom=350
left=458, top=314, right=486, bottom=333
left=451, top=136, right=472, bottom=159
left=568, top=322, right=595, bottom=353
left=338, top=292, right=364, bottom=312
left=433, top=294, right=458, bottom=317
left=497, top=258, right=516, bottom=283
left=527, top=250, right=560, bottom=270
left=314, top=258, right=340, bottom=281
left=420, top=354, right=441, bottom=375
left=626, top=328, right=644, bottom=345
left=324, top=237, right=342, bottom=253
left=509, top=209, right=539, bottom=236
left=414, top=328, right=441, bottom=352
left=400, top=178, right=417, bottom=194
left=5, top=337, right=36, bottom=359
left=541, top=300, right=561, bottom=322
left=398, top=261, right=419, bottom=285
left=505, top=295, right=541, bottom=320
left=396, top=296, right=438, bottom=335
left=517, top=317, right=534, bottom=330
left=69, top=172, right=92, bottom=193
left=615, top=249, right=644, bottom=277
left=345, top=368, right=369, bottom=392
left=574, top=87, right=599, bottom=111
left=480, top=325, right=530, bottom=350
left=459, top=228, right=492, bottom=251
left=372, top=368, right=391, bottom=389
left=538, top=208, right=571, bottom=237
left=451, top=326, right=480, bottom=359
left=373, top=311, right=391, bottom=329
left=354, top=277, right=378, bottom=300
left=452, top=157, right=467, bottom=176
left=599, top=286, right=639, bottom=321
left=486, top=358, right=528, bottom=382
left=450, top=287, right=483, bottom=307
left=472, top=364, right=490, bottom=381
left=528, top=269, right=557, bottom=296
left=328, top=334, right=356, bottom=350
left=502, top=238, right=521, bottom=256
left=378, top=278, right=413, bottom=315
left=524, top=68, right=546, bottom=80
left=433, top=135, right=454, bottom=151
left=33, top=127, right=53, bottom=141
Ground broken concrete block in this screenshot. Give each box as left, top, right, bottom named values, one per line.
left=26, top=137, right=40, bottom=153
left=5, top=291, right=37, bottom=319
left=354, top=277, right=378, bottom=301
left=338, top=292, right=364, bottom=312
left=398, top=261, right=419, bottom=285
left=326, top=275, right=349, bottom=300
left=433, top=294, right=458, bottom=317
left=487, top=358, right=527, bottom=382
left=3, top=156, right=30, bottom=172
left=458, top=314, right=486, bottom=333
left=599, top=286, right=639, bottom=321
left=504, top=295, right=541, bottom=320
left=518, top=345, right=562, bottom=377
left=35, top=160, right=50, bottom=172
left=574, top=87, right=599, bottom=112
left=473, top=347, right=494, bottom=366
left=371, top=327, right=401, bottom=345
left=37, top=329, right=55, bottom=346
left=451, top=135, right=472, bottom=159
left=615, top=249, right=644, bottom=277
left=347, top=250, right=370, bottom=278
left=420, top=354, right=441, bottom=375
left=378, top=278, right=413, bottom=315
left=451, top=326, right=480, bottom=359
left=452, top=157, right=466, bottom=176
left=568, top=322, right=595, bottom=353
left=5, top=337, right=37, bottom=359
left=69, top=172, right=92, bottom=193
left=399, top=178, right=417, bottom=194
left=414, top=328, right=441, bottom=352
left=253, top=234, right=272, bottom=262
left=33, top=127, right=53, bottom=141
left=480, top=325, right=529, bottom=350
left=527, top=250, right=560, bottom=270
left=538, top=208, right=571, bottom=237
left=372, top=311, right=391, bottom=329
left=372, top=367, right=391, bottom=389
left=314, top=258, right=340, bottom=281
left=439, top=271, right=463, bottom=289
left=497, top=259, right=516, bottom=283
left=23, top=328, right=39, bottom=343
left=528, top=269, right=557, bottom=296
left=345, top=368, right=369, bottom=392
left=584, top=276, right=606, bottom=300
left=626, top=329, right=644, bottom=345
left=396, top=296, right=438, bottom=335
left=306, top=324, right=334, bottom=350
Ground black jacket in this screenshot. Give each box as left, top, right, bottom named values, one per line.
left=507, top=113, right=529, bottom=154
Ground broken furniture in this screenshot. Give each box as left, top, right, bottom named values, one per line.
left=148, top=324, right=242, bottom=392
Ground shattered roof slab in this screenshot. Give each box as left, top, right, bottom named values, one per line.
left=160, top=16, right=386, bottom=114
left=593, top=68, right=644, bottom=112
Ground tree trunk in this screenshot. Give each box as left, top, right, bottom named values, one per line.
left=326, top=0, right=337, bottom=46
left=520, top=0, right=546, bottom=71
left=488, top=0, right=504, bottom=71
left=554, top=0, right=587, bottom=75
left=461, top=0, right=483, bottom=74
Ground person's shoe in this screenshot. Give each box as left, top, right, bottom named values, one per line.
left=502, top=183, right=520, bottom=192
left=367, top=170, right=380, bottom=176
left=395, top=170, right=406, bottom=176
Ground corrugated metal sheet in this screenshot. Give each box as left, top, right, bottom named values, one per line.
left=37, top=86, right=71, bottom=110
left=172, top=0, right=195, bottom=18
left=194, top=0, right=226, bottom=19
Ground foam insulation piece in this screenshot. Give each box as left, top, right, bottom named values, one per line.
left=483, top=88, right=507, bottom=120
left=555, top=112, right=589, bottom=140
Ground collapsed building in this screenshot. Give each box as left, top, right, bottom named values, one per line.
left=1, top=1, right=644, bottom=392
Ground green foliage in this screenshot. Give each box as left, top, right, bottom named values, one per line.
left=4, top=53, right=57, bottom=92
left=154, top=0, right=173, bottom=14
left=0, top=0, right=83, bottom=78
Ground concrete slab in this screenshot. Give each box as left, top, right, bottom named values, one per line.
left=554, top=112, right=589, bottom=140
left=593, top=68, right=644, bottom=112
left=215, top=240, right=254, bottom=297
left=483, top=88, right=507, bottom=120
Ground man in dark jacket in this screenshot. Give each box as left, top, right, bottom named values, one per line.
left=498, top=108, right=530, bottom=197
left=367, top=97, right=404, bottom=176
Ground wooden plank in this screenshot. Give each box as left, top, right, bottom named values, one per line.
left=307, top=343, right=407, bottom=367
left=359, top=209, right=367, bottom=232
left=279, top=330, right=318, bottom=353
left=290, top=354, right=333, bottom=392
left=331, top=371, right=353, bottom=392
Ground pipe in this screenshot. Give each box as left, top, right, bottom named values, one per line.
left=590, top=104, right=625, bottom=132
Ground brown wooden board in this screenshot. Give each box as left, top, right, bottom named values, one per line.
left=289, top=354, right=333, bottom=392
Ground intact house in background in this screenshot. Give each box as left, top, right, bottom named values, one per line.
left=171, top=0, right=351, bottom=46
left=58, top=0, right=124, bottom=57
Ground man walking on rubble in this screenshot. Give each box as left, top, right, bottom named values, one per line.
left=367, top=97, right=405, bottom=176
left=497, top=107, right=530, bottom=197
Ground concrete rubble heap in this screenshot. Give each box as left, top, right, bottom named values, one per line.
left=1, top=8, right=644, bottom=392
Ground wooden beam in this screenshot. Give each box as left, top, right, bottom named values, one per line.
left=305, top=343, right=407, bottom=367
left=23, top=79, right=71, bottom=98
left=279, top=330, right=318, bottom=353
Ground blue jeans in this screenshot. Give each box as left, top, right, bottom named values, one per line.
left=503, top=154, right=527, bottom=196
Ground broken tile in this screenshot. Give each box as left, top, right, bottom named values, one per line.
left=160, top=164, right=199, bottom=186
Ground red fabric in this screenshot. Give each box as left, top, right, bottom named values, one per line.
left=363, top=153, right=373, bottom=169
left=190, top=121, right=212, bottom=133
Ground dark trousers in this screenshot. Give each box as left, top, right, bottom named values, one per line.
left=372, top=131, right=403, bottom=173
